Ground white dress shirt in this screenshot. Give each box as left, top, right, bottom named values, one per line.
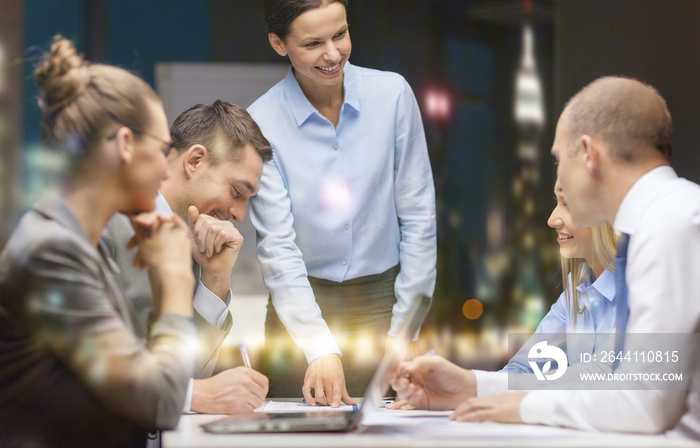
left=520, top=166, right=700, bottom=440
left=155, top=193, right=233, bottom=411
left=248, top=63, right=437, bottom=362
left=155, top=193, right=233, bottom=327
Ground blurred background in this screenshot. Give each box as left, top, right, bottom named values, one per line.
left=1, top=0, right=700, bottom=373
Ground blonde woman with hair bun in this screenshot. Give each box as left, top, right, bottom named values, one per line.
left=0, top=35, right=196, bottom=447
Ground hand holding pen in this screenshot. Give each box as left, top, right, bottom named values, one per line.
left=190, top=345, right=269, bottom=414
left=239, top=343, right=252, bottom=368
left=388, top=352, right=477, bottom=411
left=394, top=349, right=435, bottom=381
left=387, top=349, right=434, bottom=410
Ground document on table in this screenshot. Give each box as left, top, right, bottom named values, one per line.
left=361, top=410, right=452, bottom=426
left=263, top=401, right=358, bottom=412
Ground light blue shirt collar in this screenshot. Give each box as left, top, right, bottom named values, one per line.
left=576, top=267, right=616, bottom=303
left=283, top=62, right=361, bottom=127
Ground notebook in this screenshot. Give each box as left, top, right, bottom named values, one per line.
left=202, top=294, right=431, bottom=433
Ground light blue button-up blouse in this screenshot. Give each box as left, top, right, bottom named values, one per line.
left=248, top=63, right=437, bottom=361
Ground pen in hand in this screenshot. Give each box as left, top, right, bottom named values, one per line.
left=395, top=349, right=435, bottom=381
left=239, top=343, right=252, bottom=369
left=387, top=349, right=436, bottom=410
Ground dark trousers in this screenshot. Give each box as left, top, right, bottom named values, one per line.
left=262, top=265, right=400, bottom=398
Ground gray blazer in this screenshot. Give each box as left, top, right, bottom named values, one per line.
left=101, top=210, right=232, bottom=379
left=0, top=195, right=196, bottom=448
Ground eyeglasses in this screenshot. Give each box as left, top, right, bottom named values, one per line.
left=107, top=126, right=178, bottom=157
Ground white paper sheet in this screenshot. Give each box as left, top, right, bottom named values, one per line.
left=263, top=401, right=358, bottom=412
left=361, top=412, right=451, bottom=426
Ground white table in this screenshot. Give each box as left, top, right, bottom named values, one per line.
left=163, top=405, right=700, bottom=448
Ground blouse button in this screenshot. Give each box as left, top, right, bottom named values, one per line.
left=333, top=145, right=339, bottom=151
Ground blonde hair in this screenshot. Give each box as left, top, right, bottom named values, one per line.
left=560, top=221, right=617, bottom=328
left=34, top=35, right=159, bottom=166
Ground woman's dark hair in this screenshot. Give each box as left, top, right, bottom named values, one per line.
left=264, top=0, right=349, bottom=41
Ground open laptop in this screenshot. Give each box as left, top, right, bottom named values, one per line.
left=202, top=295, right=431, bottom=433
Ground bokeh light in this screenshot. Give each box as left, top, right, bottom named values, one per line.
left=423, top=86, right=452, bottom=123
left=462, top=298, right=483, bottom=320
left=320, top=176, right=353, bottom=212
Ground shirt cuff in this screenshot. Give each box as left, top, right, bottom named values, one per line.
left=520, top=390, right=558, bottom=425
left=301, top=339, right=342, bottom=364
left=182, top=378, right=194, bottom=413
left=193, top=280, right=231, bottom=328
left=472, top=369, right=509, bottom=397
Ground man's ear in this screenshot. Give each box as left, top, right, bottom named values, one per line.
left=268, top=32, right=288, bottom=57
left=579, top=134, right=602, bottom=176
left=183, top=144, right=208, bottom=179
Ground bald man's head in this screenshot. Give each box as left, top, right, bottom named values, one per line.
left=562, top=76, right=673, bottom=163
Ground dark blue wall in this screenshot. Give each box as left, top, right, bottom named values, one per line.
left=23, top=0, right=211, bottom=146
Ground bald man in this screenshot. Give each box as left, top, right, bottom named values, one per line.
left=392, top=77, right=700, bottom=440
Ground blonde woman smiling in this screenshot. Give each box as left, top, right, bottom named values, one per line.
left=390, top=181, right=617, bottom=408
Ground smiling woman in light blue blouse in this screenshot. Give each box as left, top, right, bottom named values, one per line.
left=248, top=0, right=436, bottom=405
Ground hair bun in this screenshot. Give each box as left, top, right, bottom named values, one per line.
left=34, top=35, right=90, bottom=113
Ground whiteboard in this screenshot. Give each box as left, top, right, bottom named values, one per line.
left=155, top=62, right=289, bottom=123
